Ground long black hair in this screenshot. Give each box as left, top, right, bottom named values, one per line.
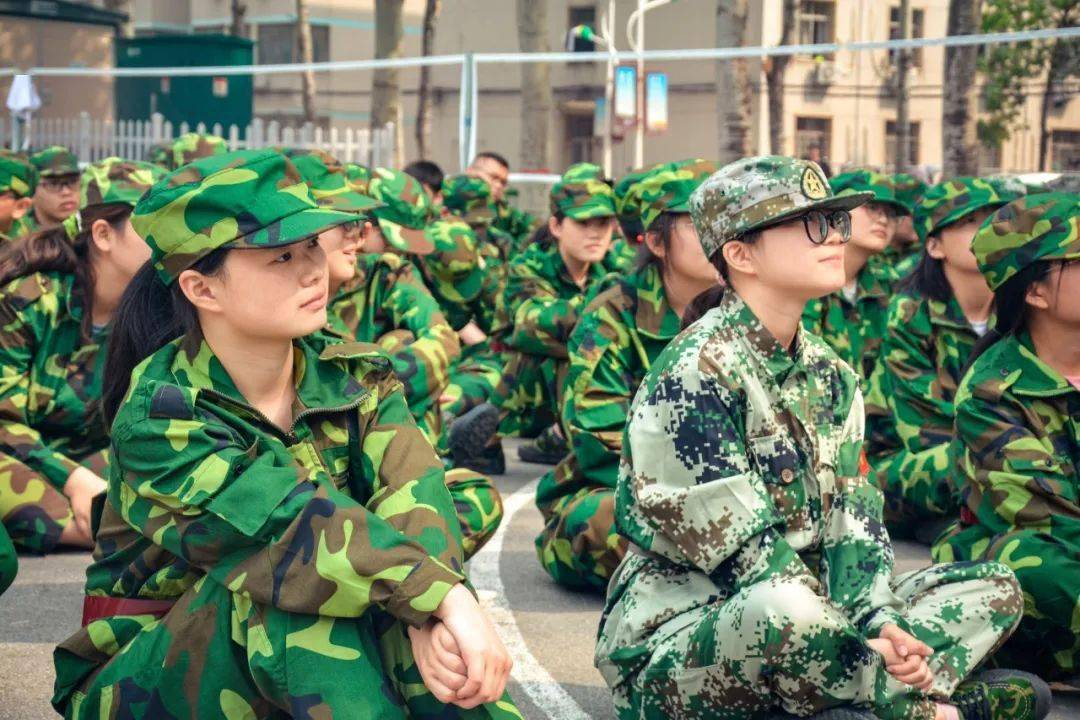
left=964, top=260, right=1055, bottom=371
left=899, top=249, right=952, bottom=303
left=681, top=230, right=760, bottom=329
left=633, top=212, right=677, bottom=275
left=102, top=250, right=228, bottom=426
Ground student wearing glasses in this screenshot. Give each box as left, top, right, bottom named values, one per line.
left=16, top=147, right=82, bottom=238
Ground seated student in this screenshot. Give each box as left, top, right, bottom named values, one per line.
left=534, top=159, right=717, bottom=592
left=53, top=149, right=518, bottom=719
left=888, top=172, right=928, bottom=274
left=0, top=154, right=35, bottom=242
left=466, top=151, right=538, bottom=249
left=16, top=146, right=81, bottom=238
left=934, top=191, right=1080, bottom=683
left=607, top=164, right=659, bottom=274
left=596, top=156, right=1048, bottom=720
left=866, top=178, right=1017, bottom=542
left=0, top=158, right=163, bottom=558
left=404, top=159, right=446, bottom=206
left=802, top=170, right=908, bottom=382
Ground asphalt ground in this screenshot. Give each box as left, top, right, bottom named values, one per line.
left=1, top=438, right=1077, bottom=719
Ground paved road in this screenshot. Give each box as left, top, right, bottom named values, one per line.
left=1, top=439, right=1076, bottom=719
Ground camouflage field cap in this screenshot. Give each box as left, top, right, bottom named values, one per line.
left=343, top=163, right=373, bottom=194
left=549, top=163, right=616, bottom=220
left=367, top=167, right=435, bottom=254
left=689, top=155, right=871, bottom=258
left=442, top=174, right=496, bottom=225
left=613, top=164, right=658, bottom=237
left=171, top=133, right=229, bottom=169
left=632, top=159, right=719, bottom=232
left=286, top=149, right=382, bottom=216
left=0, top=154, right=35, bottom=197
left=131, top=149, right=356, bottom=284
left=914, top=177, right=1017, bottom=243
left=145, top=141, right=173, bottom=169
left=972, top=191, right=1079, bottom=291
left=890, top=173, right=928, bottom=214
left=79, top=158, right=166, bottom=209
left=30, top=146, right=79, bottom=178
left=831, top=170, right=908, bottom=214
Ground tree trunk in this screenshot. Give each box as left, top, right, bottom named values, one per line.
left=766, top=0, right=797, bottom=155
left=103, top=0, right=133, bottom=38
left=230, top=0, right=248, bottom=38
left=415, top=0, right=441, bottom=160
left=296, top=0, right=317, bottom=125
left=517, top=0, right=551, bottom=170
left=942, top=0, right=982, bottom=177
left=716, top=0, right=752, bottom=163
left=373, top=0, right=406, bottom=167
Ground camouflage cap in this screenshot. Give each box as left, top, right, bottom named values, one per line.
left=367, top=167, right=435, bottom=254
left=689, top=155, right=871, bottom=258
left=972, top=191, right=1079, bottom=291
left=131, top=148, right=356, bottom=285
left=442, top=174, right=496, bottom=225
left=343, top=163, right=373, bottom=194
left=145, top=141, right=174, bottom=170
left=0, top=154, right=36, bottom=197
left=631, top=158, right=719, bottom=232
left=285, top=149, right=382, bottom=216
left=914, top=177, right=1018, bottom=243
left=549, top=163, right=616, bottom=220
left=30, top=146, right=79, bottom=178
left=613, top=164, right=657, bottom=226
left=171, top=133, right=228, bottom=169
left=831, top=169, right=908, bottom=214
left=80, top=157, right=166, bottom=209
left=890, top=173, right=927, bottom=214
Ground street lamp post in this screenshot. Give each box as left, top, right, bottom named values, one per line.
left=626, top=0, right=674, bottom=168
left=569, top=1, right=616, bottom=177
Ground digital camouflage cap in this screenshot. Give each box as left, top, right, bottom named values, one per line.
left=80, top=157, right=166, bottom=209
left=171, top=133, right=228, bottom=169
left=689, top=155, right=871, bottom=258
left=285, top=148, right=382, bottom=216
left=367, top=167, right=435, bottom=254
left=549, top=162, right=616, bottom=220
left=30, top=146, right=79, bottom=178
left=631, top=158, right=718, bottom=232
left=972, top=191, right=1079, bottom=291
left=831, top=169, right=908, bottom=214
left=0, top=154, right=35, bottom=197
left=442, top=174, right=495, bottom=226
left=890, top=173, right=927, bottom=215
left=914, top=177, right=1018, bottom=243
left=131, top=148, right=356, bottom=284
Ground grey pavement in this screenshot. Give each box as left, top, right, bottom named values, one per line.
left=1, top=439, right=1076, bottom=719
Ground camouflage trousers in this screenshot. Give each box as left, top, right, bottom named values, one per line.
left=934, top=524, right=1080, bottom=680
left=0, top=522, right=16, bottom=596
left=447, top=467, right=503, bottom=559
left=534, top=459, right=627, bottom=592
left=442, top=343, right=505, bottom=419
left=493, top=352, right=568, bottom=439
left=871, top=445, right=960, bottom=536
left=0, top=450, right=108, bottom=554
left=54, top=575, right=523, bottom=720
left=611, top=562, right=1021, bottom=720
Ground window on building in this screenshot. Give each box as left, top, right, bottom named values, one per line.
left=885, top=120, right=921, bottom=171
left=566, top=113, right=595, bottom=165
left=1050, top=130, right=1080, bottom=172
left=257, top=22, right=330, bottom=65
left=888, top=7, right=925, bottom=68
left=795, top=116, right=832, bottom=160
left=568, top=5, right=597, bottom=52
left=798, top=1, right=836, bottom=46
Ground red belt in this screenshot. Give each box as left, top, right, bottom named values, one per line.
left=81, top=596, right=175, bottom=626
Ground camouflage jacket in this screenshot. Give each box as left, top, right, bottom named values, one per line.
left=421, top=218, right=489, bottom=331
left=0, top=271, right=110, bottom=489
left=597, top=290, right=909, bottom=687
left=327, top=253, right=460, bottom=425
left=802, top=258, right=901, bottom=381
left=493, top=199, right=539, bottom=251
left=938, top=333, right=1080, bottom=557
left=537, top=265, right=680, bottom=511
left=866, top=291, right=978, bottom=489
left=9, top=211, right=39, bottom=239
left=504, top=240, right=611, bottom=359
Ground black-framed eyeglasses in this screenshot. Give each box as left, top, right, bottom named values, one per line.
left=341, top=219, right=363, bottom=235
left=41, top=176, right=79, bottom=192
left=799, top=209, right=851, bottom=244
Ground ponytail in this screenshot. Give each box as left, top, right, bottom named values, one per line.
left=964, top=260, right=1054, bottom=373
left=102, top=249, right=228, bottom=426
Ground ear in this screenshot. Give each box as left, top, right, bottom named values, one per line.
left=925, top=234, right=945, bottom=260
left=548, top=215, right=563, bottom=240
left=1024, top=276, right=1052, bottom=311
left=643, top=230, right=667, bottom=258
left=11, top=197, right=31, bottom=220
left=722, top=241, right=757, bottom=277
left=177, top=269, right=224, bottom=314
left=89, top=218, right=115, bottom=254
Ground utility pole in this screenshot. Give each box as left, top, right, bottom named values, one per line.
left=895, top=0, right=911, bottom=173
left=634, top=0, right=645, bottom=167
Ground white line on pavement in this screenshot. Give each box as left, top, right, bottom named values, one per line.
left=468, top=479, right=591, bottom=720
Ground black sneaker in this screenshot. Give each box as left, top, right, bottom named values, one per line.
left=454, top=441, right=506, bottom=476
left=517, top=426, right=567, bottom=465
left=449, top=403, right=500, bottom=466
left=951, top=668, right=1053, bottom=720
left=913, top=516, right=955, bottom=545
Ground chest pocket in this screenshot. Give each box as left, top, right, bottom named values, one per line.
left=747, top=433, right=814, bottom=538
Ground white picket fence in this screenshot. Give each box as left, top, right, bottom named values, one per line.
left=1, top=113, right=396, bottom=167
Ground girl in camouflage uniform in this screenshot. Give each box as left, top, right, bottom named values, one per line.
left=0, top=158, right=163, bottom=557
left=53, top=149, right=518, bottom=719
left=534, top=159, right=717, bottom=592
left=933, top=191, right=1080, bottom=682
left=596, top=156, right=1046, bottom=720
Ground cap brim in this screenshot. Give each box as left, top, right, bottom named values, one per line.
left=564, top=203, right=617, bottom=221
left=315, top=189, right=384, bottom=215
left=377, top=217, right=435, bottom=255
left=746, top=191, right=873, bottom=234
left=231, top=206, right=358, bottom=251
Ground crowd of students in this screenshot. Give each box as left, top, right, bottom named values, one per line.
left=0, top=134, right=1075, bottom=719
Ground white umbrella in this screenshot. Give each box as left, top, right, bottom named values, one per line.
left=5, top=74, right=41, bottom=150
